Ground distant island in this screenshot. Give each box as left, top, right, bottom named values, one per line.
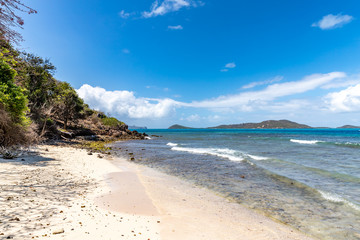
left=337, top=125, right=360, bottom=129
left=209, top=120, right=311, bottom=129
left=168, top=124, right=194, bottom=129
left=168, top=120, right=360, bottom=129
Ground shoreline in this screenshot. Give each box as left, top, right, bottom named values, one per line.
left=0, top=144, right=314, bottom=239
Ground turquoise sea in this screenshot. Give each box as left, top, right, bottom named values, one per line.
left=113, top=129, right=360, bottom=239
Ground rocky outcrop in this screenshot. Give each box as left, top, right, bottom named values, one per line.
left=52, top=119, right=147, bottom=141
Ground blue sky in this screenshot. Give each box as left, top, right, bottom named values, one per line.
left=19, top=0, right=360, bottom=128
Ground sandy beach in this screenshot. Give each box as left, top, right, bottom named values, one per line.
left=0, top=145, right=314, bottom=240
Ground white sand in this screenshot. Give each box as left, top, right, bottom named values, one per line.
left=0, top=145, right=314, bottom=240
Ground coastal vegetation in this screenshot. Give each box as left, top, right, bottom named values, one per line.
left=0, top=40, right=145, bottom=147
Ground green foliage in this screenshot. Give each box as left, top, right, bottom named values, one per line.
left=53, top=81, right=85, bottom=129
left=0, top=40, right=20, bottom=66
left=101, top=117, right=124, bottom=127
left=0, top=40, right=129, bottom=144
left=81, top=140, right=112, bottom=153
left=0, top=58, right=28, bottom=124
left=21, top=53, right=57, bottom=111
left=83, top=103, right=95, bottom=117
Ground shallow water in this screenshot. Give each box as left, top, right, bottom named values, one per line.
left=113, top=129, right=360, bottom=240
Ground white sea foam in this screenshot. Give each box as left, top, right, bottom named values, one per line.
left=166, top=142, right=178, bottom=147
left=290, top=139, right=323, bottom=145
left=247, top=154, right=269, bottom=160
left=318, top=190, right=360, bottom=211
left=171, top=146, right=244, bottom=162
left=145, top=136, right=152, bottom=140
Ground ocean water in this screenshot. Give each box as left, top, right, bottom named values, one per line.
left=112, top=129, right=360, bottom=240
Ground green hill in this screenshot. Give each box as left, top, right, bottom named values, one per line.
left=337, top=125, right=360, bottom=129
left=210, top=120, right=311, bottom=129
left=168, top=124, right=193, bottom=129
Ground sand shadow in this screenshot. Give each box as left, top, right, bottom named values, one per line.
left=0, top=152, right=95, bottom=238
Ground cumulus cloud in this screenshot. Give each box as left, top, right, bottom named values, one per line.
left=168, top=25, right=183, bottom=30
left=312, top=13, right=354, bottom=30
left=77, top=84, right=180, bottom=119
left=188, top=72, right=346, bottom=109
left=325, top=84, right=360, bottom=112
left=76, top=72, right=348, bottom=120
left=242, top=75, right=284, bottom=89
left=143, top=0, right=202, bottom=18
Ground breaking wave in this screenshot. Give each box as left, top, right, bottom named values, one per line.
left=290, top=139, right=323, bottom=145
left=171, top=146, right=245, bottom=162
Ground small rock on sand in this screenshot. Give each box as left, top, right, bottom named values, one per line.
left=52, top=228, right=64, bottom=235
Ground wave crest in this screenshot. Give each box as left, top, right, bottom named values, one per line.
left=290, top=139, right=323, bottom=145
left=166, top=142, right=178, bottom=147
left=318, top=190, right=360, bottom=211
left=171, top=146, right=244, bottom=162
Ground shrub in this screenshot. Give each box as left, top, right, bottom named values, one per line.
left=0, top=58, right=28, bottom=125
left=0, top=105, right=36, bottom=146
left=101, top=117, right=124, bottom=128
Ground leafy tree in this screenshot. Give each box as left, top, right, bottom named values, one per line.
left=0, top=58, right=28, bottom=124
left=21, top=53, right=57, bottom=114
left=53, top=81, right=85, bottom=130
left=0, top=0, right=37, bottom=43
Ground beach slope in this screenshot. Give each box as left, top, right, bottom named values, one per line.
left=0, top=145, right=313, bottom=240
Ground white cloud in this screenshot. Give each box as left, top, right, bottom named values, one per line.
left=186, top=114, right=201, bottom=122
left=321, top=80, right=360, bottom=89
left=258, top=99, right=314, bottom=113
left=242, top=75, right=284, bottom=89
left=312, top=13, right=354, bottom=30
left=225, top=62, right=236, bottom=68
left=207, top=114, right=221, bottom=122
left=188, top=72, right=346, bottom=109
left=221, top=62, right=236, bottom=72
left=325, top=84, right=360, bottom=112
left=76, top=72, right=350, bottom=121
left=77, top=84, right=180, bottom=119
left=321, top=74, right=360, bottom=89
left=119, top=10, right=132, bottom=19
left=143, top=0, right=201, bottom=18
left=168, top=25, right=183, bottom=30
